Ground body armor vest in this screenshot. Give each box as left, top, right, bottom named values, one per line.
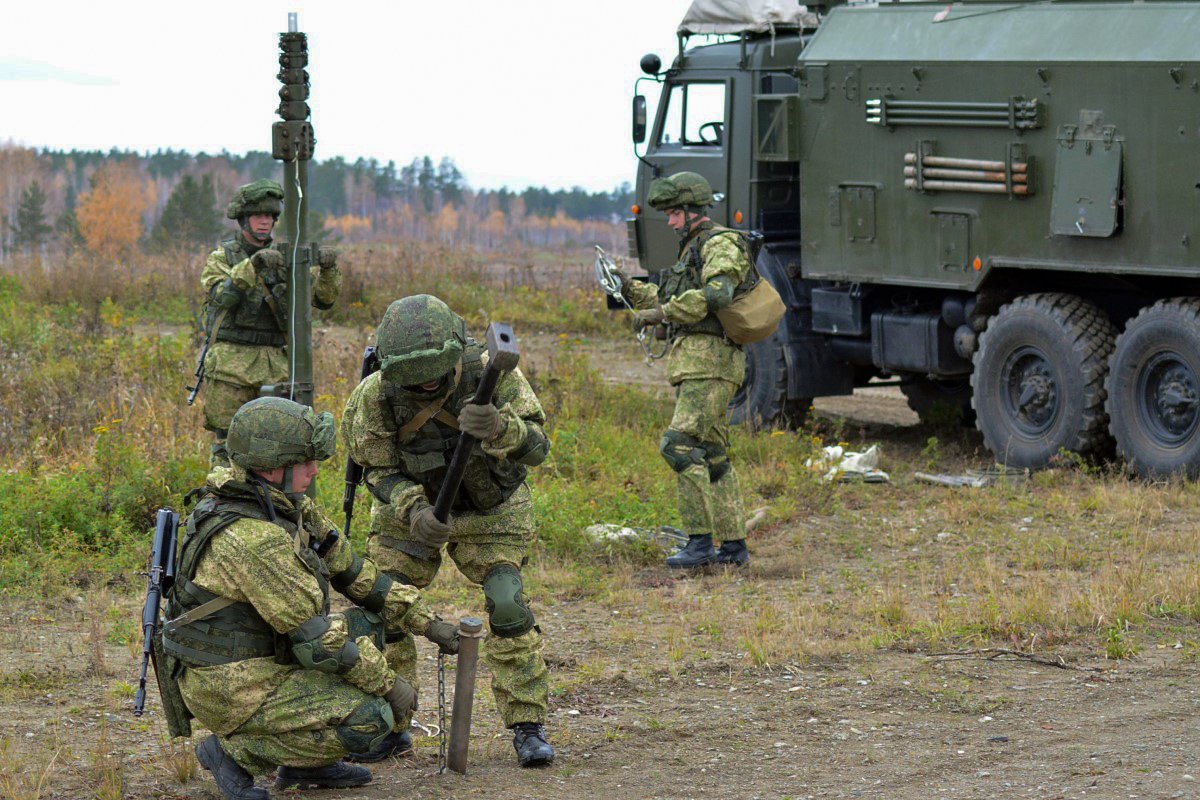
left=212, top=238, right=289, bottom=348
left=658, top=221, right=752, bottom=338
left=382, top=341, right=527, bottom=512
left=161, top=486, right=330, bottom=668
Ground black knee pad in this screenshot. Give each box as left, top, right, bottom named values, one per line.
left=703, top=442, right=731, bottom=482
left=482, top=564, right=535, bottom=638
left=659, top=430, right=707, bottom=474
left=335, top=696, right=393, bottom=755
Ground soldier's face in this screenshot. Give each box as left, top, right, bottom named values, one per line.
left=290, top=460, right=320, bottom=493
left=666, top=208, right=687, bottom=233
left=246, top=213, right=276, bottom=238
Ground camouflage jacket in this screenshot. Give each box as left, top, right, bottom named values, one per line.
left=625, top=221, right=751, bottom=386
left=173, top=465, right=433, bottom=735
left=341, top=344, right=550, bottom=522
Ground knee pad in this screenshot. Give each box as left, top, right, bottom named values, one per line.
left=659, top=430, right=707, bottom=474
left=342, top=608, right=385, bottom=652
left=703, top=442, right=731, bottom=482
left=335, top=696, right=394, bottom=755
left=482, top=564, right=535, bottom=638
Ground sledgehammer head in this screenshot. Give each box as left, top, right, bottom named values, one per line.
left=485, top=323, right=520, bottom=372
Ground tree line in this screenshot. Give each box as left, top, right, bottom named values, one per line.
left=0, top=145, right=632, bottom=260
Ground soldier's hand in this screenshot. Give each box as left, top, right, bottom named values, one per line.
left=250, top=248, right=284, bottom=274
left=458, top=402, right=503, bottom=441
left=632, top=306, right=666, bottom=331
left=423, top=619, right=460, bottom=655
left=610, top=265, right=632, bottom=291
left=318, top=245, right=339, bottom=271
left=408, top=500, right=452, bottom=549
left=384, top=676, right=418, bottom=719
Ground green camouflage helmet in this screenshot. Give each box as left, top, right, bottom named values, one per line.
left=375, top=295, right=467, bottom=386
left=647, top=171, right=714, bottom=211
left=227, top=397, right=336, bottom=471
left=226, top=179, right=285, bottom=220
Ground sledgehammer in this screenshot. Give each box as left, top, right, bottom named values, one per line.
left=433, top=322, right=520, bottom=522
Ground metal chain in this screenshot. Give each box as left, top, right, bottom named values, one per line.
left=437, top=650, right=447, bottom=774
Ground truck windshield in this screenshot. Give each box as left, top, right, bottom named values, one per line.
left=657, top=82, right=726, bottom=148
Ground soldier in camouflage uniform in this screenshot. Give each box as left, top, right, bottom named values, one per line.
left=198, top=179, right=342, bottom=467
left=341, top=294, right=555, bottom=767
left=161, top=397, right=460, bottom=799
left=613, top=172, right=751, bottom=569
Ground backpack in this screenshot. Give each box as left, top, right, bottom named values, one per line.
left=697, top=229, right=786, bottom=345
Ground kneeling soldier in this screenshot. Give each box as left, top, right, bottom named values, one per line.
left=161, top=397, right=458, bottom=799
left=341, top=294, right=555, bottom=767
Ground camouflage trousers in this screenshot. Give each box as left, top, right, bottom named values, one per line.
left=366, top=484, right=548, bottom=730
left=217, top=670, right=393, bottom=776
left=668, top=377, right=746, bottom=542
left=201, top=341, right=290, bottom=467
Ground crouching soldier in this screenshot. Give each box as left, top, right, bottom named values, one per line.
left=341, top=294, right=555, bottom=767
left=161, top=397, right=459, bottom=799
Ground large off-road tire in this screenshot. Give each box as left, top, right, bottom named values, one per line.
left=900, top=376, right=976, bottom=427
left=728, top=325, right=811, bottom=430
left=971, top=293, right=1116, bottom=469
left=1105, top=298, right=1200, bottom=478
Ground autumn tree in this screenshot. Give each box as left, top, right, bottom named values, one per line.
left=9, top=181, right=52, bottom=253
left=76, top=162, right=155, bottom=260
left=149, top=174, right=222, bottom=251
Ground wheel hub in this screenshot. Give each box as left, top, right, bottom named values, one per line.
left=1140, top=354, right=1200, bottom=443
left=1003, top=348, right=1058, bottom=434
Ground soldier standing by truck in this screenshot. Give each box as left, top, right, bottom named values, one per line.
left=340, top=294, right=555, bottom=767
left=614, top=171, right=752, bottom=569
left=195, top=179, right=341, bottom=467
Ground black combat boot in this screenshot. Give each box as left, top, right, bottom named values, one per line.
left=276, top=761, right=372, bottom=790
left=511, top=722, right=555, bottom=767
left=344, top=729, right=412, bottom=763
left=666, top=533, right=717, bottom=569
left=195, top=734, right=268, bottom=800
left=716, top=539, right=750, bottom=567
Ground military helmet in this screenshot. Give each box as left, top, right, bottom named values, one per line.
left=226, top=397, right=336, bottom=471
left=226, top=179, right=285, bottom=220
left=647, top=171, right=714, bottom=211
left=375, top=295, right=468, bottom=386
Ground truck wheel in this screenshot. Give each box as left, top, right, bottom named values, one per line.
left=971, top=293, right=1116, bottom=469
left=728, top=327, right=810, bottom=430
left=900, top=377, right=976, bottom=427
left=1106, top=298, right=1200, bottom=478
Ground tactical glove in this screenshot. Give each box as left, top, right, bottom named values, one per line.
left=423, top=619, right=460, bottom=655
left=250, top=248, right=284, bottom=274
left=610, top=265, right=632, bottom=293
left=318, top=245, right=339, bottom=271
left=408, top=499, right=452, bottom=549
left=458, top=402, right=503, bottom=441
left=384, top=676, right=417, bottom=720
left=632, top=306, right=666, bottom=331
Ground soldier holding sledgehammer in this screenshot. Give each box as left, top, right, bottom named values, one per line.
left=340, top=295, right=554, bottom=767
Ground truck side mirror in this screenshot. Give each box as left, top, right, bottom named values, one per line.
left=633, top=95, right=647, bottom=144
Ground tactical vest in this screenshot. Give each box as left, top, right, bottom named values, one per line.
left=381, top=342, right=527, bottom=512
left=212, top=238, right=289, bottom=348
left=657, top=221, right=750, bottom=338
left=161, top=488, right=329, bottom=668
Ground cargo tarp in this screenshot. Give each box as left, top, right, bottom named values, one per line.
left=679, top=0, right=817, bottom=35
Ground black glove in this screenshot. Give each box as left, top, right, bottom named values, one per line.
left=408, top=499, right=452, bottom=549
left=250, top=248, right=284, bottom=273
left=318, top=245, right=339, bottom=271
left=632, top=306, right=665, bottom=331
left=384, top=676, right=417, bottom=720
left=458, top=402, right=503, bottom=441
left=423, top=619, right=460, bottom=655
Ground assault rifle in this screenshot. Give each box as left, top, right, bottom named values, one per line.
left=185, top=335, right=211, bottom=406
left=342, top=346, right=380, bottom=537
left=134, top=508, right=179, bottom=717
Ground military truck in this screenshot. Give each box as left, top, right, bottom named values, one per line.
left=627, top=0, right=1200, bottom=477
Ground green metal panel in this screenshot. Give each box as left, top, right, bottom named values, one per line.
left=1050, top=138, right=1122, bottom=238
left=754, top=95, right=801, bottom=162
left=935, top=212, right=971, bottom=272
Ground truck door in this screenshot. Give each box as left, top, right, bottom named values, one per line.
left=639, top=79, right=732, bottom=270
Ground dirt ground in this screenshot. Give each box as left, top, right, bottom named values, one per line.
left=2, top=333, right=1197, bottom=800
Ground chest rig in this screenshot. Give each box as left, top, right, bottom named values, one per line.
left=161, top=486, right=329, bottom=668
left=381, top=341, right=526, bottom=512
left=657, top=221, right=754, bottom=338
left=212, top=238, right=289, bottom=348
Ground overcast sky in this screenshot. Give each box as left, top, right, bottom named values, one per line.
left=0, top=1, right=699, bottom=192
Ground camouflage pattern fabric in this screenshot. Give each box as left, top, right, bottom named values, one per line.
left=364, top=485, right=548, bottom=728
left=226, top=179, right=285, bottom=220
left=670, top=378, right=746, bottom=540
left=177, top=465, right=433, bottom=770
left=647, top=171, right=715, bottom=211
left=218, top=669, right=388, bottom=776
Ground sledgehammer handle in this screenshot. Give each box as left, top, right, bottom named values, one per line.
left=447, top=617, right=485, bottom=774
left=433, top=323, right=519, bottom=523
